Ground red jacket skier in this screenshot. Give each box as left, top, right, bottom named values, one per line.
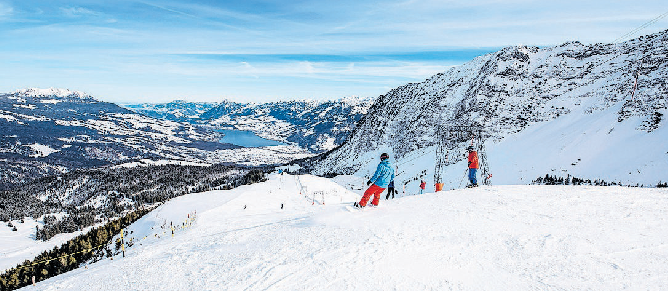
left=468, top=149, right=479, bottom=169
left=467, top=146, right=479, bottom=187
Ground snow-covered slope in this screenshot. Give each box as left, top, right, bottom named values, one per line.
left=310, top=30, right=668, bottom=189
left=349, top=102, right=668, bottom=195
left=0, top=217, right=104, bottom=273
left=20, top=174, right=668, bottom=290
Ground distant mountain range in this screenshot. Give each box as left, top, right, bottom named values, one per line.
left=0, top=88, right=241, bottom=189
left=0, top=89, right=371, bottom=189
left=123, top=100, right=219, bottom=124
left=123, top=96, right=374, bottom=153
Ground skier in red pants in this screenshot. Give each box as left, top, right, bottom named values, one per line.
left=355, top=153, right=395, bottom=208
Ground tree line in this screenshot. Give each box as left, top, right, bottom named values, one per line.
left=532, top=174, right=664, bottom=187
left=0, top=165, right=269, bottom=291
left=1, top=163, right=269, bottom=241
left=0, top=209, right=148, bottom=291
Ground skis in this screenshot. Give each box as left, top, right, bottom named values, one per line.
left=345, top=205, right=359, bottom=212
left=345, top=202, right=377, bottom=212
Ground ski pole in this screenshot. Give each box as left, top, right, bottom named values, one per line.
left=459, top=168, right=468, bottom=189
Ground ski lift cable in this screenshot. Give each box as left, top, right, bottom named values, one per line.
left=394, top=148, right=437, bottom=177
left=399, top=127, right=483, bottom=177
left=606, top=10, right=668, bottom=99
left=399, top=126, right=486, bottom=167
left=560, top=10, right=668, bottom=103
left=399, top=147, right=436, bottom=164
left=592, top=10, right=668, bottom=69
left=612, top=10, right=668, bottom=44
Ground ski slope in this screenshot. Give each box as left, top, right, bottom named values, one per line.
left=348, top=102, right=668, bottom=198
left=20, top=173, right=668, bottom=290
left=0, top=219, right=105, bottom=273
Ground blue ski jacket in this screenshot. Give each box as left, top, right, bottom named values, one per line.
left=369, top=159, right=395, bottom=188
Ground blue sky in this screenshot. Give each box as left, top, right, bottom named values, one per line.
left=1, top=0, right=667, bottom=103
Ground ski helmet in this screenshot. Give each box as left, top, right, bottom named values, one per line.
left=380, top=153, right=389, bottom=160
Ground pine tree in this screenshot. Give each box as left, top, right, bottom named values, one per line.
left=67, top=255, right=77, bottom=267
left=8, top=272, right=19, bottom=290
left=0, top=272, right=7, bottom=290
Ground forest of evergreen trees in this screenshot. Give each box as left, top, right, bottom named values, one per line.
left=0, top=209, right=148, bottom=290
left=531, top=174, right=663, bottom=187
left=1, top=163, right=269, bottom=241
left=0, top=164, right=269, bottom=291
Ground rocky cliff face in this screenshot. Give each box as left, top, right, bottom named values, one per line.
left=310, top=30, right=668, bottom=185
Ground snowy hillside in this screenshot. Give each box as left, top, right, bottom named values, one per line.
left=0, top=218, right=105, bottom=273
left=310, top=30, right=668, bottom=189
left=18, top=174, right=668, bottom=290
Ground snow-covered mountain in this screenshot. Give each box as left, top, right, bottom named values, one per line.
left=13, top=173, right=668, bottom=290
left=123, top=100, right=219, bottom=124
left=124, top=96, right=374, bottom=153
left=310, top=30, right=668, bottom=189
left=15, top=88, right=93, bottom=100
left=0, top=89, right=240, bottom=189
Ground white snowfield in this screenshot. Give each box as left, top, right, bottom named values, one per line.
left=0, top=219, right=104, bottom=273
left=21, top=174, right=668, bottom=291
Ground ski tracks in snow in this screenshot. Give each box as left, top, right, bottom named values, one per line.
left=23, top=175, right=668, bottom=290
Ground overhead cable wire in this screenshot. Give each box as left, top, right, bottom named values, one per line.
left=612, top=10, right=668, bottom=44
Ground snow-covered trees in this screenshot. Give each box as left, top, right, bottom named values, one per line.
left=1, top=166, right=270, bottom=291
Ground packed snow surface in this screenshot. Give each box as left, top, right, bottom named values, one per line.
left=21, top=174, right=668, bottom=290
left=0, top=219, right=103, bottom=273
left=26, top=143, right=59, bottom=157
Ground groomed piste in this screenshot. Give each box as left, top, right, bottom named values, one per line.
left=20, top=173, right=668, bottom=290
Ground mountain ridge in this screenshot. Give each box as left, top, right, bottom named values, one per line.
left=307, top=29, right=668, bottom=187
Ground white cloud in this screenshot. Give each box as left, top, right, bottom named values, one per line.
left=0, top=3, right=13, bottom=18
left=61, top=7, right=100, bottom=18
left=5, top=0, right=668, bottom=103
left=299, top=61, right=316, bottom=74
